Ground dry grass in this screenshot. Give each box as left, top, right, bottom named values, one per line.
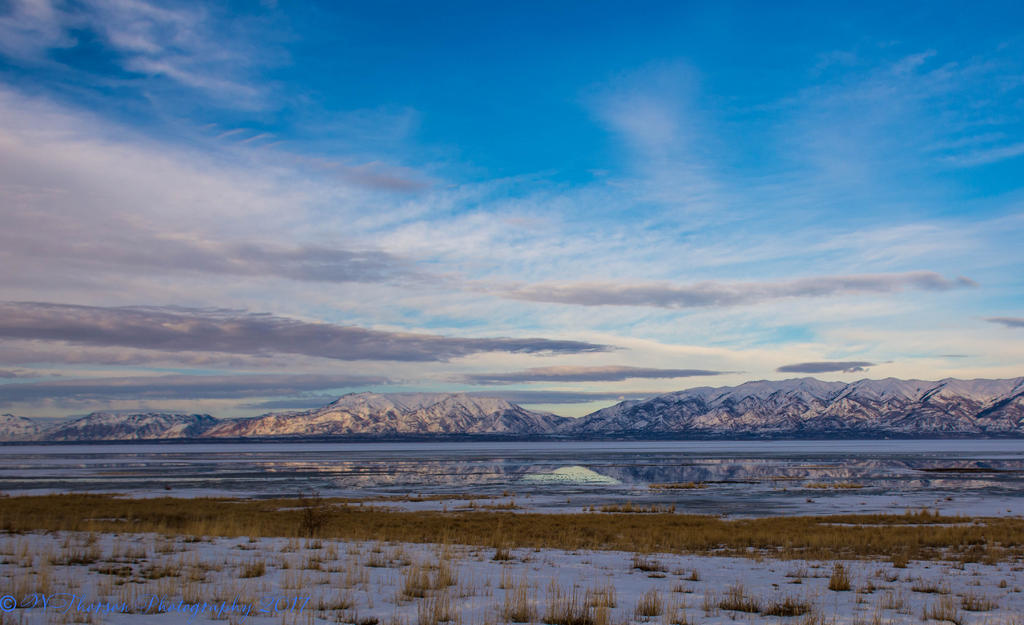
left=492, top=546, right=512, bottom=561
left=717, top=583, right=759, bottom=613
left=543, top=580, right=592, bottom=625
left=922, top=595, right=963, bottom=624
left=634, top=589, right=664, bottom=618
left=828, top=563, right=851, bottom=591
left=632, top=555, right=666, bottom=572
left=648, top=482, right=706, bottom=490
left=240, top=558, right=266, bottom=578
left=597, top=503, right=676, bottom=514
left=804, top=482, right=864, bottom=489
left=911, top=577, right=951, bottom=594
left=501, top=573, right=536, bottom=622
left=960, top=591, right=997, bottom=611
left=1, top=494, right=1020, bottom=562
left=416, top=591, right=456, bottom=625
left=762, top=595, right=812, bottom=616
left=584, top=583, right=616, bottom=609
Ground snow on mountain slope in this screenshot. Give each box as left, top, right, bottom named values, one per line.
left=42, top=412, right=218, bottom=441
left=565, top=377, right=1024, bottom=436
left=201, top=392, right=568, bottom=437
left=0, top=413, right=44, bottom=441
left=5, top=378, right=1024, bottom=442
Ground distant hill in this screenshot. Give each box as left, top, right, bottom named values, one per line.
left=563, top=377, right=1024, bottom=437
left=201, top=392, right=567, bottom=437
left=43, top=412, right=217, bottom=441
left=2, top=377, right=1023, bottom=441
left=0, top=413, right=45, bottom=441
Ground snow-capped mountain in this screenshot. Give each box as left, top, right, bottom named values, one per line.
left=0, top=413, right=44, bottom=441
left=564, top=377, right=1024, bottom=437
left=201, top=392, right=568, bottom=437
left=42, top=412, right=218, bottom=441
left=3, top=378, right=1023, bottom=442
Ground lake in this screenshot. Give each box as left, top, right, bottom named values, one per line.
left=3, top=439, right=1024, bottom=517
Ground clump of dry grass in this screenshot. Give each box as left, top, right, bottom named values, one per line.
left=416, top=591, right=457, bottom=625
left=501, top=573, right=536, bottom=622
left=960, top=591, right=997, bottom=611
left=911, top=577, right=950, bottom=594
left=717, top=583, right=759, bottom=613
left=632, top=555, right=666, bottom=572
left=878, top=590, right=908, bottom=613
left=543, top=580, right=592, bottom=625
left=139, top=562, right=181, bottom=580
left=828, top=563, right=851, bottom=591
left=762, top=595, right=812, bottom=616
left=599, top=503, right=675, bottom=514
left=240, top=558, right=266, bottom=578
left=401, top=560, right=458, bottom=599
left=923, top=596, right=963, bottom=625
left=700, top=591, right=718, bottom=616
left=402, top=564, right=433, bottom=599
left=584, top=583, right=616, bottom=609
left=805, top=482, right=864, bottom=489
left=635, top=589, right=664, bottom=618
left=649, top=482, right=705, bottom=490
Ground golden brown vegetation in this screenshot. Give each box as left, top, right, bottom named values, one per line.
left=922, top=595, right=963, bottom=625
left=804, top=481, right=864, bottom=489
left=0, top=494, right=1020, bottom=562
left=596, top=502, right=676, bottom=514
left=648, top=482, right=706, bottom=490
left=827, top=563, right=851, bottom=591
left=718, top=583, right=760, bottom=613
left=634, top=589, right=663, bottom=618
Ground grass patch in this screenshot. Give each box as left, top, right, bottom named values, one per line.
left=634, top=589, right=663, bottom=618
left=648, top=482, right=706, bottom=490
left=717, top=584, right=759, bottom=613
left=0, top=494, right=1019, bottom=562
left=828, top=563, right=851, bottom=591
left=598, top=503, right=676, bottom=514
left=922, top=596, right=963, bottom=625
left=762, top=595, right=812, bottom=616
left=632, top=555, right=666, bottom=572
left=804, top=482, right=864, bottom=489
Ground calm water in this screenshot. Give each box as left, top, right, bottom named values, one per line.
left=3, top=440, right=1024, bottom=517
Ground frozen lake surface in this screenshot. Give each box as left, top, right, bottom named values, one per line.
left=3, top=440, right=1024, bottom=516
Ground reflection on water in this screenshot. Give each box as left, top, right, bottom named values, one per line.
left=2, top=440, right=1024, bottom=516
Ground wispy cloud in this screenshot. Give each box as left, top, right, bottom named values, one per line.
left=0, top=373, right=385, bottom=404
left=988, top=317, right=1024, bottom=329
left=462, top=366, right=726, bottom=385
left=0, top=0, right=277, bottom=106
left=0, top=302, right=610, bottom=362
left=467, top=390, right=655, bottom=405
left=501, top=271, right=974, bottom=308
left=942, top=143, right=1024, bottom=167
left=776, top=361, right=875, bottom=373
left=0, top=0, right=74, bottom=62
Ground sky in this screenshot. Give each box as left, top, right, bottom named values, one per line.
left=0, top=0, right=1022, bottom=419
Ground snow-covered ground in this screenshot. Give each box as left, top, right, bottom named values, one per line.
left=1, top=531, right=1021, bottom=624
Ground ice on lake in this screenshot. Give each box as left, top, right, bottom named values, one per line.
left=3, top=440, right=1024, bottom=517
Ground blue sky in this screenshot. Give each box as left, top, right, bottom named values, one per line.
left=0, top=0, right=1022, bottom=417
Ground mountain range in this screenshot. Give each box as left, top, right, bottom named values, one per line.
left=1, top=376, right=1022, bottom=442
